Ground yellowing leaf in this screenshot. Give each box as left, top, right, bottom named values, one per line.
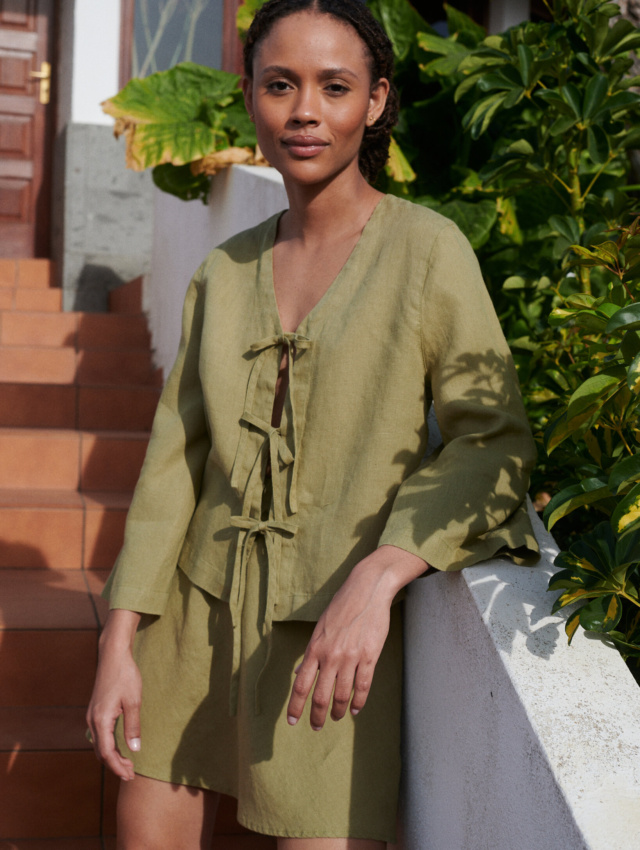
left=566, top=610, right=581, bottom=644
left=385, top=136, right=416, bottom=183
left=618, top=499, right=640, bottom=532
left=192, top=147, right=254, bottom=176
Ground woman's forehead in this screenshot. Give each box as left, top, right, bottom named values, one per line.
left=254, top=10, right=370, bottom=72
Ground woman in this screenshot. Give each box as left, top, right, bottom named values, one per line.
left=87, top=1, right=538, bottom=848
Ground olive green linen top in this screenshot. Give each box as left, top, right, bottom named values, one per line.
left=104, top=195, right=539, bottom=635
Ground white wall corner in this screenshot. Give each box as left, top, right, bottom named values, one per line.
left=70, top=0, right=121, bottom=125
left=402, top=501, right=640, bottom=850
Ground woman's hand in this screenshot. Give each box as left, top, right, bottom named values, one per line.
left=286, top=545, right=428, bottom=730
left=86, top=609, right=142, bottom=781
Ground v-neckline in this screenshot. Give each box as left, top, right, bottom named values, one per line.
left=265, top=194, right=388, bottom=336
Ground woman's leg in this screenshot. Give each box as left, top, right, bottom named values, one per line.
left=116, top=774, right=220, bottom=850
left=278, top=840, right=386, bottom=850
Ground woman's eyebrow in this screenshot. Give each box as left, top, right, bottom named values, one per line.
left=259, top=65, right=359, bottom=80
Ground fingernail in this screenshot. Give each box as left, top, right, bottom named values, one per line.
left=294, top=663, right=301, bottom=674
left=351, top=708, right=360, bottom=716
left=287, top=715, right=298, bottom=726
left=312, top=725, right=322, bottom=732
left=128, top=738, right=141, bottom=752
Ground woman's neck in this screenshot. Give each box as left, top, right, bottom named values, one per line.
left=279, top=168, right=383, bottom=247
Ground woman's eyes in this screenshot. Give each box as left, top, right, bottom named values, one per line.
left=266, top=80, right=292, bottom=92
left=265, top=80, right=350, bottom=95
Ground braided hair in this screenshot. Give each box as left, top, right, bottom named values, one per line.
left=243, top=0, right=399, bottom=183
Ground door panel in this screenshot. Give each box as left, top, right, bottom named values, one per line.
left=0, top=0, right=54, bottom=258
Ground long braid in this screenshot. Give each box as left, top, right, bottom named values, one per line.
left=243, top=0, right=399, bottom=183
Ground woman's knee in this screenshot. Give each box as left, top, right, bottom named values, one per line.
left=117, top=774, right=220, bottom=850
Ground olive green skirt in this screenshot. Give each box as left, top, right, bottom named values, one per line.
left=116, top=539, right=403, bottom=842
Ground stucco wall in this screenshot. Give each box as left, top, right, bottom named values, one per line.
left=402, top=504, right=640, bottom=850
left=146, top=164, right=288, bottom=376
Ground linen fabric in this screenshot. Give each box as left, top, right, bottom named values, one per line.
left=104, top=195, right=538, bottom=628
left=116, top=558, right=403, bottom=842
left=103, top=193, right=539, bottom=840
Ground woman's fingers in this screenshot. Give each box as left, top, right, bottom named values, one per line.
left=308, top=665, right=340, bottom=730
left=286, top=656, right=318, bottom=726
left=122, top=695, right=142, bottom=754
left=330, top=665, right=357, bottom=721
left=350, top=660, right=374, bottom=716
left=88, top=705, right=136, bottom=781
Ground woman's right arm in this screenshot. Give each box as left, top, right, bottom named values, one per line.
left=86, top=609, right=142, bottom=781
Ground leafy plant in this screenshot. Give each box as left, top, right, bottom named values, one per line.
left=102, top=62, right=264, bottom=202
left=543, top=221, right=640, bottom=673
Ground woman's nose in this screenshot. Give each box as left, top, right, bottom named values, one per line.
left=290, top=86, right=320, bottom=125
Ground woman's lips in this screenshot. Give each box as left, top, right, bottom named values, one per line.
left=282, top=135, right=329, bottom=157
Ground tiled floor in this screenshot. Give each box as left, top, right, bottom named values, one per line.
left=0, top=261, right=276, bottom=848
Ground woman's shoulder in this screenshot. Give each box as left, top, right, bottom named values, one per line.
left=198, top=210, right=284, bottom=277
left=378, top=194, right=465, bottom=248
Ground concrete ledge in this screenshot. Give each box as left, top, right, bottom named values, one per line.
left=402, top=503, right=640, bottom=850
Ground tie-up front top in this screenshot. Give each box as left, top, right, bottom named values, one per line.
left=104, top=195, right=539, bottom=693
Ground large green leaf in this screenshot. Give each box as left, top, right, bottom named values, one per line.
left=588, top=124, right=610, bottom=165
left=609, top=454, right=640, bottom=494
left=611, top=482, right=640, bottom=538
left=126, top=121, right=220, bottom=171
left=583, top=74, right=609, bottom=120
left=605, top=303, right=640, bottom=334
left=152, top=163, right=211, bottom=203
left=103, top=63, right=240, bottom=125
left=421, top=198, right=497, bottom=250
left=543, top=478, right=612, bottom=529
left=566, top=372, right=624, bottom=419
left=628, top=351, right=640, bottom=393
left=367, top=0, right=431, bottom=61
left=444, top=3, right=485, bottom=44
left=579, top=593, right=623, bottom=632
left=418, top=33, right=470, bottom=77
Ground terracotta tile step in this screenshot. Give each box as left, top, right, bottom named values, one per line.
left=0, top=346, right=161, bottom=386
left=0, top=427, right=149, bottom=491
left=0, top=288, right=62, bottom=313
left=0, top=490, right=130, bottom=569
left=0, top=569, right=106, bottom=631
left=0, top=839, right=105, bottom=849
left=0, top=383, right=160, bottom=430
left=0, top=260, right=53, bottom=290
left=0, top=311, right=150, bottom=349
left=109, top=275, right=143, bottom=314
left=0, top=628, right=97, bottom=707
left=0, top=706, right=92, bottom=752
left=0, top=750, right=101, bottom=838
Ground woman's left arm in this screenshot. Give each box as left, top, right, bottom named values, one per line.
left=286, top=544, right=427, bottom=729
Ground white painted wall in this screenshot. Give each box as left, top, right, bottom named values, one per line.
left=146, top=165, right=288, bottom=376
left=69, top=0, right=121, bottom=125
left=488, top=0, right=531, bottom=32
left=402, top=503, right=640, bottom=850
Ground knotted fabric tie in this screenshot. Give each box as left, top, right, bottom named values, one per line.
left=230, top=332, right=312, bottom=515
left=228, top=515, right=297, bottom=715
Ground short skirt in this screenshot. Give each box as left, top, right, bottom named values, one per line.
left=116, top=537, right=403, bottom=842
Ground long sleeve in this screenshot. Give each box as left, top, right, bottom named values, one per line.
left=378, top=224, right=539, bottom=570
left=102, top=269, right=211, bottom=613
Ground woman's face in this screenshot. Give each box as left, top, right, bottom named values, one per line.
left=243, top=11, right=389, bottom=188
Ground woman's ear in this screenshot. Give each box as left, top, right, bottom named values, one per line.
left=367, top=77, right=390, bottom=126
left=242, top=76, right=255, bottom=122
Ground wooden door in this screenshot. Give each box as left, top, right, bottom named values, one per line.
left=0, top=0, right=54, bottom=258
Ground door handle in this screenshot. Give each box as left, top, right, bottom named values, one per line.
left=29, top=61, right=51, bottom=105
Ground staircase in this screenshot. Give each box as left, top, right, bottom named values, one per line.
left=0, top=260, right=276, bottom=849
